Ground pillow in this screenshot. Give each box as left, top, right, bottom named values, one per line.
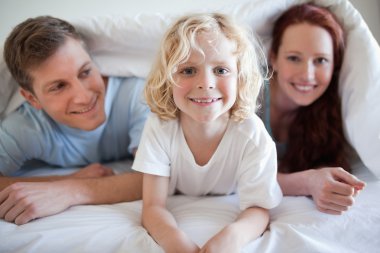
left=74, top=0, right=380, bottom=177
left=74, top=13, right=174, bottom=78
left=1, top=0, right=379, bottom=177
left=0, top=58, right=18, bottom=118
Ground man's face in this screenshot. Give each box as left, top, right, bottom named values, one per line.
left=21, top=37, right=107, bottom=131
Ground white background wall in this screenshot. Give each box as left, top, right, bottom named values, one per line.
left=350, top=0, right=380, bottom=43
left=0, top=0, right=237, bottom=45
left=0, top=0, right=379, bottom=45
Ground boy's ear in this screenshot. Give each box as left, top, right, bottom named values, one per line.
left=20, top=88, right=42, bottom=110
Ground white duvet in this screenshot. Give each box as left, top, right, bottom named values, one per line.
left=0, top=161, right=379, bottom=253
left=1, top=0, right=380, bottom=252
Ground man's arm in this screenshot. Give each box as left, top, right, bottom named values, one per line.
left=0, top=169, right=143, bottom=225
left=0, top=163, right=115, bottom=191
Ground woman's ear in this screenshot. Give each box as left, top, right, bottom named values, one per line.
left=20, top=88, right=42, bottom=110
left=269, top=52, right=278, bottom=72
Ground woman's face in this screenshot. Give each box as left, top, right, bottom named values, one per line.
left=271, top=23, right=334, bottom=109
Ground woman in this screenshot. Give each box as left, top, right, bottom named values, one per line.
left=263, top=3, right=365, bottom=215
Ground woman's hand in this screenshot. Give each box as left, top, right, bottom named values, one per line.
left=306, top=167, right=365, bottom=215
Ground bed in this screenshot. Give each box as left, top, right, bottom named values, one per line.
left=1, top=0, right=379, bottom=252
left=1, top=161, right=379, bottom=253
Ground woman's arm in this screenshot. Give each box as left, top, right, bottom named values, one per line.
left=142, top=174, right=199, bottom=253
left=200, top=207, right=269, bottom=253
left=278, top=167, right=365, bottom=214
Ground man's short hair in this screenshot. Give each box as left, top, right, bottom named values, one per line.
left=3, top=16, right=84, bottom=92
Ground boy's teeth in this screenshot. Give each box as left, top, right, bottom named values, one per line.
left=191, top=98, right=219, bottom=103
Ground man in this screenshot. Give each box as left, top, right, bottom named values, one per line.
left=0, top=16, right=149, bottom=225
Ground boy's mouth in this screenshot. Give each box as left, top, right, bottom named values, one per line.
left=189, top=97, right=222, bottom=103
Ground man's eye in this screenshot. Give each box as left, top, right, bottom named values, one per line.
left=80, top=68, right=91, bottom=78
left=49, top=82, right=66, bottom=92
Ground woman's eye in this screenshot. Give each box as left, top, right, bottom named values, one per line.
left=180, top=67, right=196, bottom=76
left=315, top=57, right=328, bottom=65
left=287, top=55, right=300, bottom=62
left=214, top=67, right=229, bottom=75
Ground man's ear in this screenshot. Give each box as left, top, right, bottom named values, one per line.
left=20, top=88, right=42, bottom=110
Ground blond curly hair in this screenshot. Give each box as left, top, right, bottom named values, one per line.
left=145, top=12, right=267, bottom=121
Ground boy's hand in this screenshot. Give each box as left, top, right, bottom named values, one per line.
left=200, top=227, right=239, bottom=253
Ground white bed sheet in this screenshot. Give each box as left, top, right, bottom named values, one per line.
left=0, top=162, right=379, bottom=253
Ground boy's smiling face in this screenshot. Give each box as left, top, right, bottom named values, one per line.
left=173, top=31, right=238, bottom=124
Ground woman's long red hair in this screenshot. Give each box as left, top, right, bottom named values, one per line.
left=270, top=3, right=350, bottom=173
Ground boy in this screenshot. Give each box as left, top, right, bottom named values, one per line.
left=0, top=16, right=148, bottom=225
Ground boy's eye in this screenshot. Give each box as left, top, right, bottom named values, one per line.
left=180, top=67, right=196, bottom=76
left=214, top=67, right=229, bottom=75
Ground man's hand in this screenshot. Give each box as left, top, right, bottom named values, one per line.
left=71, top=163, right=114, bottom=178
left=0, top=180, right=75, bottom=225
left=0, top=163, right=140, bottom=225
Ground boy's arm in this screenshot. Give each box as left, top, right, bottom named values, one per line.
left=142, top=174, right=199, bottom=253
left=0, top=169, right=143, bottom=225
left=200, top=207, right=269, bottom=253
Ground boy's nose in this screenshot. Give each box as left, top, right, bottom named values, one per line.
left=196, top=72, right=215, bottom=89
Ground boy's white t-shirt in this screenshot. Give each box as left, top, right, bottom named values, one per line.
left=132, top=113, right=282, bottom=210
